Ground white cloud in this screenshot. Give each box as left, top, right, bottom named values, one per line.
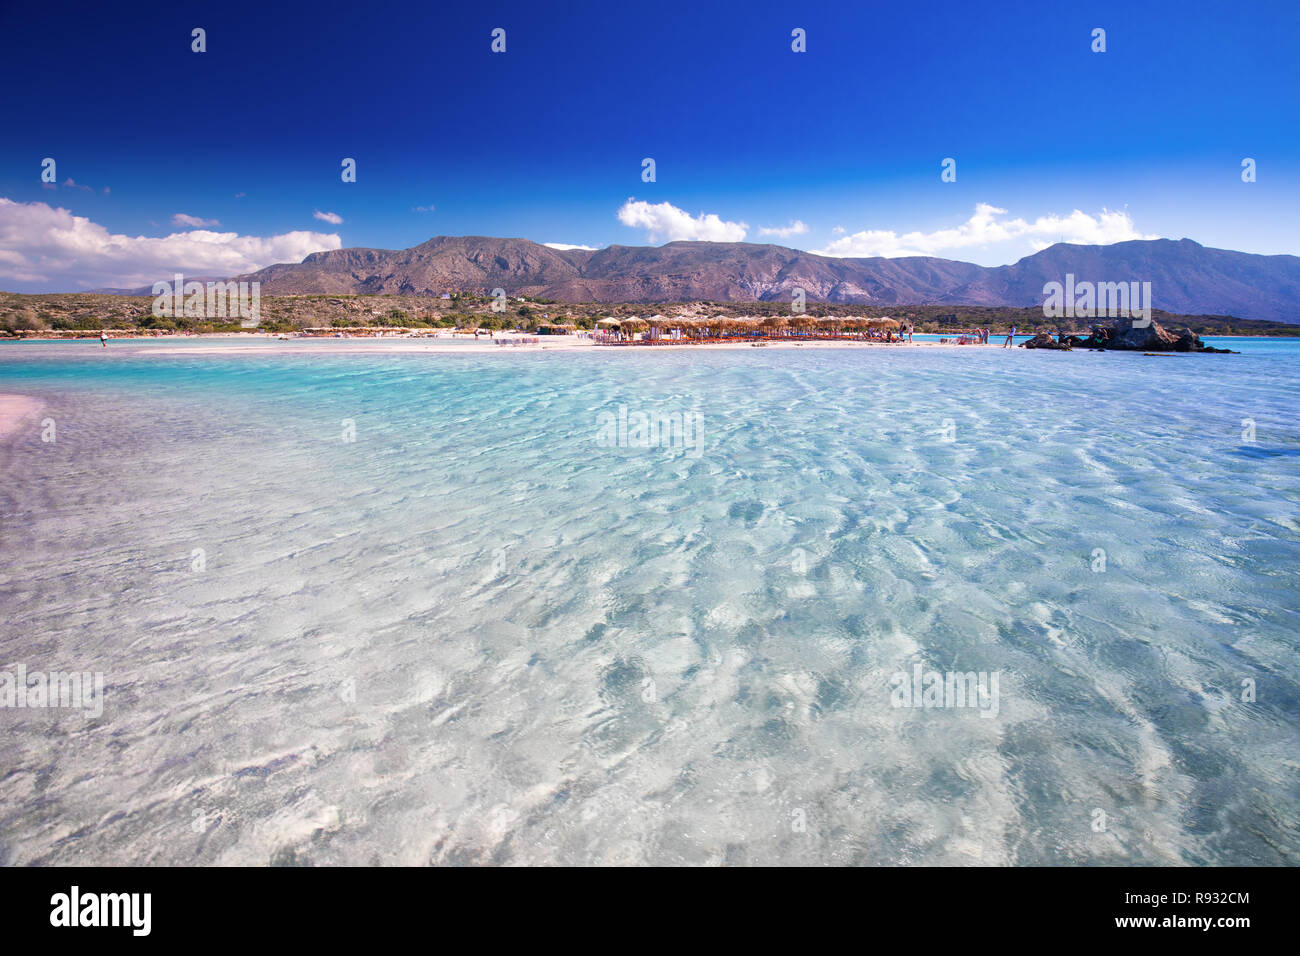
left=172, top=213, right=220, bottom=228
left=617, top=199, right=747, bottom=243
left=543, top=242, right=597, bottom=251
left=832, top=225, right=846, bottom=235
left=814, top=203, right=1158, bottom=259
left=0, top=198, right=341, bottom=289
left=758, top=220, right=809, bottom=239
left=314, top=210, right=343, bottom=225
left=412, top=204, right=435, bottom=213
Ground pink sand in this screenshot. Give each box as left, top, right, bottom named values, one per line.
left=0, top=394, right=42, bottom=440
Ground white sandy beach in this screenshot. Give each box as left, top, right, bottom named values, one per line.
left=129, top=334, right=1007, bottom=357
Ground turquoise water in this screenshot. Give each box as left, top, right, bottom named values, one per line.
left=1, top=338, right=1297, bottom=865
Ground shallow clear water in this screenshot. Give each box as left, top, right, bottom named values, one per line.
left=1, top=338, right=1297, bottom=865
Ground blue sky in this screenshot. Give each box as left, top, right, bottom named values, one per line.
left=1, top=0, right=1296, bottom=291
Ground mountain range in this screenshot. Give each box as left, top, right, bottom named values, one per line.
left=115, top=237, right=1300, bottom=322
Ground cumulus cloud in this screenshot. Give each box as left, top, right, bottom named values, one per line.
left=314, top=210, right=343, bottom=224
left=814, top=203, right=1158, bottom=259
left=617, top=199, right=747, bottom=243
left=758, top=220, right=809, bottom=239
left=0, top=198, right=341, bottom=289
left=172, top=212, right=220, bottom=228
left=543, top=242, right=597, bottom=251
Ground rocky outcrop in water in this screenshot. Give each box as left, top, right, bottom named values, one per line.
left=1021, top=332, right=1072, bottom=350
left=1057, top=319, right=1235, bottom=352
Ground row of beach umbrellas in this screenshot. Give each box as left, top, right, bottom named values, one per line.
left=599, top=316, right=902, bottom=335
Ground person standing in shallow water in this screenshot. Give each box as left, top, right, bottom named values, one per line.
left=1003, top=326, right=1015, bottom=348
left=100, top=331, right=107, bottom=347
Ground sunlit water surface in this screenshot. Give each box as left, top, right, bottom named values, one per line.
left=1, top=337, right=1297, bottom=865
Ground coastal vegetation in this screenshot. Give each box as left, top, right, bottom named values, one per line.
left=1, top=291, right=1296, bottom=338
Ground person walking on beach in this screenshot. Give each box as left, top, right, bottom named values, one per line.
left=100, top=331, right=107, bottom=347
left=1003, top=326, right=1016, bottom=348
left=907, top=325, right=914, bottom=342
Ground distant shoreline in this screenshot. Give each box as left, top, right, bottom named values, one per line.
left=4, top=291, right=1297, bottom=339
left=3, top=330, right=1295, bottom=343
left=0, top=332, right=1275, bottom=358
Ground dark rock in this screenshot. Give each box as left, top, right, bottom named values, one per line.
left=1020, top=332, right=1072, bottom=350
left=1063, top=318, right=1236, bottom=353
